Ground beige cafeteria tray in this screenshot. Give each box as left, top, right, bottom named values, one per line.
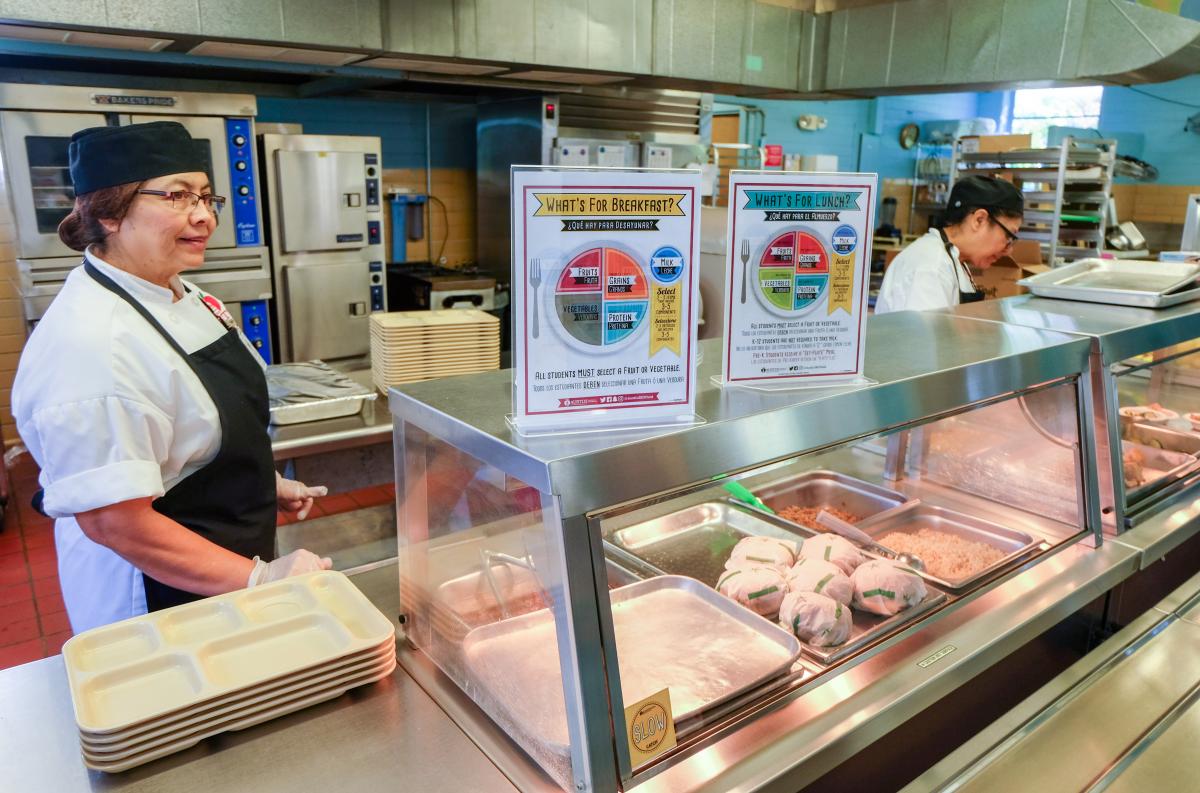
left=82, top=657, right=397, bottom=773
left=80, top=641, right=395, bottom=745
left=82, top=654, right=397, bottom=761
left=63, top=571, right=395, bottom=734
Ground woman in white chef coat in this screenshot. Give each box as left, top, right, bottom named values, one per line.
left=875, top=175, right=1024, bottom=314
left=13, top=121, right=331, bottom=633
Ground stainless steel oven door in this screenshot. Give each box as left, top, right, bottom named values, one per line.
left=0, top=110, right=107, bottom=259
left=282, top=260, right=371, bottom=360
left=274, top=149, right=367, bottom=253
left=129, top=114, right=235, bottom=251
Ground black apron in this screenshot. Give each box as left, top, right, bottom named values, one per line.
left=84, top=262, right=277, bottom=611
left=937, top=228, right=985, bottom=304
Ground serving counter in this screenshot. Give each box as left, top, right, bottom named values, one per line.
left=904, top=568, right=1200, bottom=792
left=9, top=305, right=1200, bottom=792
left=388, top=310, right=1132, bottom=792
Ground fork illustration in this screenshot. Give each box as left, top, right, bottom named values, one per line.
left=739, top=238, right=750, bottom=304
left=530, top=258, right=543, bottom=339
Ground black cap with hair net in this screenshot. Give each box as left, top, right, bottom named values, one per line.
left=947, top=175, right=1025, bottom=216
left=68, top=121, right=212, bottom=196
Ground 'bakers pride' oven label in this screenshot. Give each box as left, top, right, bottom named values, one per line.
left=92, top=94, right=177, bottom=107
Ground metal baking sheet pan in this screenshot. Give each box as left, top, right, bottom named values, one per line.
left=753, top=470, right=911, bottom=530
left=854, top=502, right=1040, bottom=591
left=802, top=585, right=948, bottom=666
left=1018, top=258, right=1200, bottom=308
left=267, top=361, right=377, bottom=425
left=607, top=502, right=809, bottom=587
left=462, top=575, right=802, bottom=763
left=1122, top=440, right=1200, bottom=503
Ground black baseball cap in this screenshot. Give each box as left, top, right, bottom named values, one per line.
left=948, top=175, right=1025, bottom=216
left=68, top=121, right=212, bottom=195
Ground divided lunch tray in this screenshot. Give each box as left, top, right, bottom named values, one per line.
left=62, top=571, right=396, bottom=735
left=81, top=654, right=398, bottom=765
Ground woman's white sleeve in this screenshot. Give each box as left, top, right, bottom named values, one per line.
left=25, top=395, right=172, bottom=518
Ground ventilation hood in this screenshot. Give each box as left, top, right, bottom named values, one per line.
left=809, top=0, right=1200, bottom=97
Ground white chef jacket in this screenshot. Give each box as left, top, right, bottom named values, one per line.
left=875, top=228, right=977, bottom=314
left=12, top=249, right=265, bottom=633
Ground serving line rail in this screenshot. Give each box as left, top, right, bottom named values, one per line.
left=904, top=568, right=1200, bottom=793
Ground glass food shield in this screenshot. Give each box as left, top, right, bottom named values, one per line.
left=398, top=419, right=628, bottom=791
left=1109, top=338, right=1200, bottom=517
left=590, top=376, right=1091, bottom=785
left=509, top=165, right=703, bottom=436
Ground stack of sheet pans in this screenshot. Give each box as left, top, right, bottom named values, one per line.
left=62, top=571, right=396, bottom=772
left=370, top=309, right=500, bottom=391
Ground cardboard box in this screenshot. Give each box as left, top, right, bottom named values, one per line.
left=959, top=134, right=1033, bottom=154
left=970, top=239, right=1043, bottom=300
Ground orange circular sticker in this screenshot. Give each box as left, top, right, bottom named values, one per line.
left=629, top=702, right=669, bottom=754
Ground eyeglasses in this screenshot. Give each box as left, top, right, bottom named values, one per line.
left=136, top=189, right=226, bottom=218
left=987, top=212, right=1020, bottom=248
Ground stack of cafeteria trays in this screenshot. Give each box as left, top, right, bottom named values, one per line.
left=370, top=309, right=500, bottom=392
left=61, top=571, right=396, bottom=772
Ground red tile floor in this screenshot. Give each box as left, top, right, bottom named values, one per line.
left=0, top=453, right=395, bottom=671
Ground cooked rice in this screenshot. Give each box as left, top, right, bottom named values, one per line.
left=778, top=505, right=861, bottom=529
left=877, top=528, right=1005, bottom=581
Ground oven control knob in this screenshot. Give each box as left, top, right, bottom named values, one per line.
left=232, top=134, right=247, bottom=147
left=238, top=185, right=250, bottom=196
left=234, top=160, right=247, bottom=171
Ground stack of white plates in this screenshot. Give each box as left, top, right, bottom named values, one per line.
left=63, top=571, right=396, bottom=772
left=370, top=309, right=500, bottom=391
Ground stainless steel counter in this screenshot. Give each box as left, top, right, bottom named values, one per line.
left=904, top=568, right=1200, bottom=793
left=942, top=294, right=1200, bottom=366
left=0, top=565, right=515, bottom=793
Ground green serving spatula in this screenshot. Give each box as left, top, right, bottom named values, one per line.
left=722, top=480, right=774, bottom=514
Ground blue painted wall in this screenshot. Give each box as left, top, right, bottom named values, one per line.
left=255, top=96, right=477, bottom=170
left=722, top=92, right=978, bottom=180
left=1097, top=75, right=1200, bottom=185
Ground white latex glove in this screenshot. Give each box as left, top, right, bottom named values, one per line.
left=276, top=472, right=328, bottom=521
left=247, top=549, right=332, bottom=587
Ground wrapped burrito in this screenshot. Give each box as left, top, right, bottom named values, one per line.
left=716, top=565, right=787, bottom=618
left=726, top=535, right=798, bottom=575
left=784, top=558, right=853, bottom=606
left=778, top=590, right=852, bottom=647
left=851, top=560, right=928, bottom=616
left=798, top=534, right=865, bottom=576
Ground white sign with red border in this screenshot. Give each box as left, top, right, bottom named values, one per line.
left=721, top=170, right=877, bottom=388
left=511, top=166, right=701, bottom=433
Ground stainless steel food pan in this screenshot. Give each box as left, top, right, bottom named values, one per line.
left=754, top=470, right=910, bottom=529
left=607, top=501, right=809, bottom=587
left=855, top=503, right=1040, bottom=590
left=1122, top=440, right=1200, bottom=503
left=431, top=557, right=640, bottom=641
left=1123, top=423, right=1200, bottom=456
